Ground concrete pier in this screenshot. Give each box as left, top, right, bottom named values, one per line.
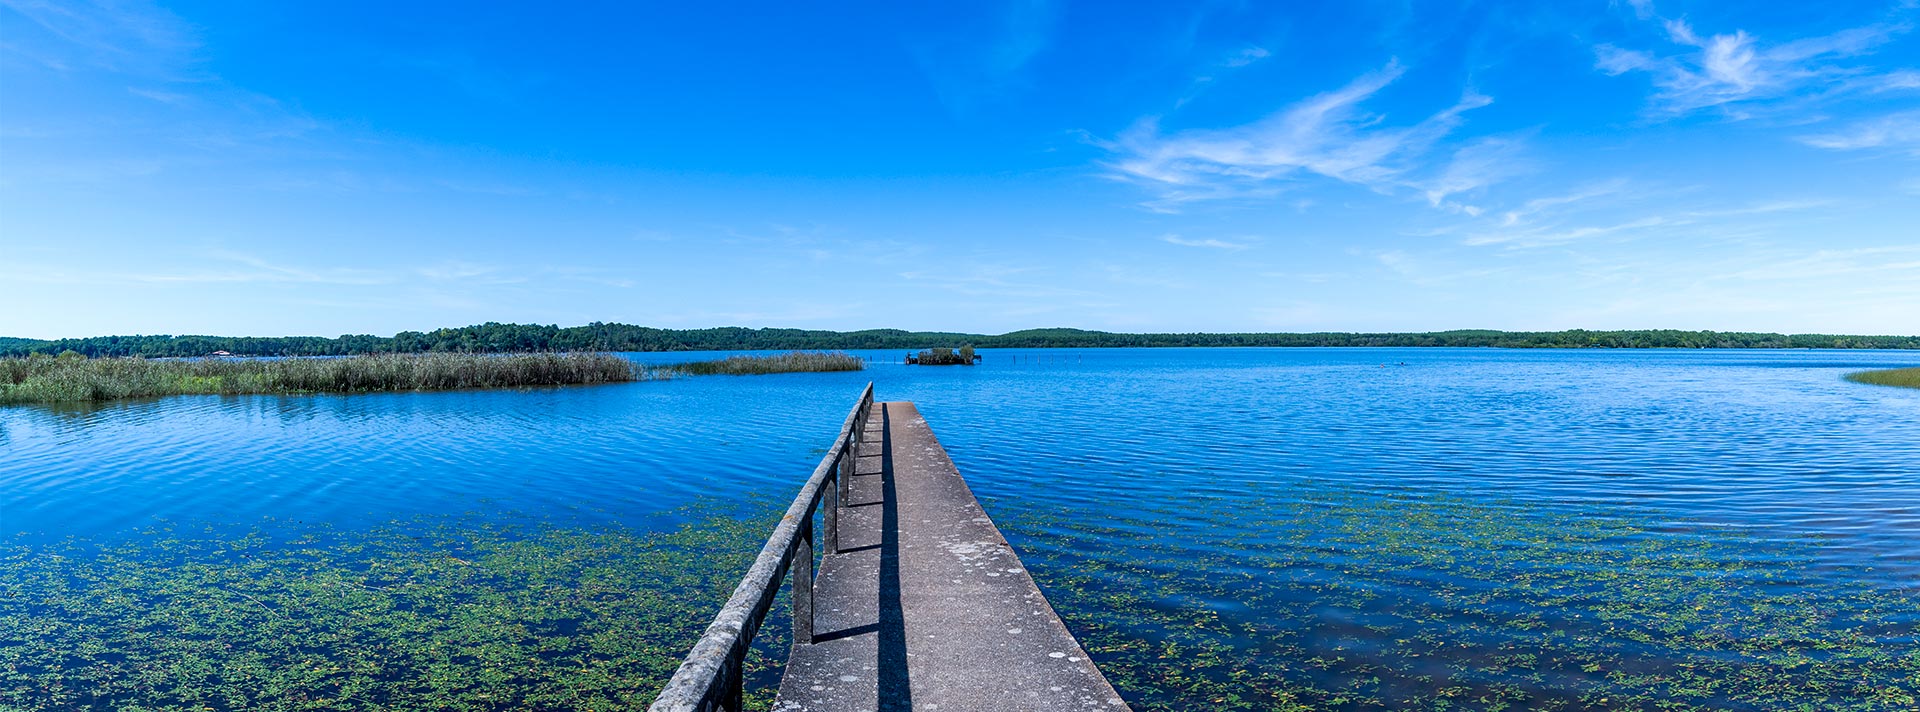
left=773, top=402, right=1129, bottom=712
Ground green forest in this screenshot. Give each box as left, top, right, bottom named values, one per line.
left=4, top=323, right=1917, bottom=357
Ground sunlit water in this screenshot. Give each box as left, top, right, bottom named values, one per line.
left=4, top=348, right=1918, bottom=710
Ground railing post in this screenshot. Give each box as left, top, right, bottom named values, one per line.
left=823, top=456, right=839, bottom=555
left=793, top=516, right=814, bottom=646
left=839, top=429, right=852, bottom=502
left=723, top=653, right=743, bottom=711
left=644, top=385, right=875, bottom=712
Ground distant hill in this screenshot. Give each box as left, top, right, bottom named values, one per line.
left=3, top=323, right=1917, bottom=357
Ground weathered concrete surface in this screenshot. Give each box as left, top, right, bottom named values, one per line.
left=775, top=402, right=1130, bottom=712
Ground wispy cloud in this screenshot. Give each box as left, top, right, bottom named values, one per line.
left=417, top=261, right=526, bottom=284
left=1173, top=45, right=1278, bottom=109
left=1222, top=46, right=1270, bottom=68
left=1799, top=111, right=1920, bottom=154
left=1880, top=70, right=1920, bottom=90
left=0, top=251, right=393, bottom=287
left=1366, top=248, right=1507, bottom=286
left=1422, top=137, right=1531, bottom=215
left=2, top=1, right=338, bottom=184
left=1105, top=61, right=1493, bottom=211
left=0, top=0, right=205, bottom=78
left=911, top=0, right=1061, bottom=113
left=1595, top=11, right=1908, bottom=118
left=1496, top=179, right=1632, bottom=227
left=989, top=0, right=1058, bottom=76
left=1099, top=263, right=1188, bottom=289
left=897, top=263, right=1091, bottom=298
left=1460, top=198, right=1832, bottom=249
left=1717, top=245, right=1920, bottom=281
left=1160, top=234, right=1250, bottom=250
left=1463, top=215, right=1672, bottom=248
left=195, top=250, right=360, bottom=283
left=126, top=86, right=187, bottom=103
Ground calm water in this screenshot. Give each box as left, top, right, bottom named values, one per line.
left=5, top=348, right=1919, bottom=710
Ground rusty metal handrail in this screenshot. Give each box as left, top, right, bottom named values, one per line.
left=648, top=382, right=875, bottom=712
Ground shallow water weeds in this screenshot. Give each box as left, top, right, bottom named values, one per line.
left=1001, top=491, right=1920, bottom=711
left=0, top=506, right=789, bottom=711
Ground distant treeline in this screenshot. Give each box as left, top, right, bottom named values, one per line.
left=3, top=323, right=1917, bottom=357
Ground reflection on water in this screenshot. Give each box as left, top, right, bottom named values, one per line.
left=3, top=348, right=1918, bottom=710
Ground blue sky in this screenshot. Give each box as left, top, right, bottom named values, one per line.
left=2, top=0, right=1917, bottom=338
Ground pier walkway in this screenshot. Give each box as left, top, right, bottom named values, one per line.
left=649, top=386, right=1129, bottom=712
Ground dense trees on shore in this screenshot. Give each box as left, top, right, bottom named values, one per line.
left=3, top=323, right=1916, bottom=357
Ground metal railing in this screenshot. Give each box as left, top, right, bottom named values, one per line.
left=648, top=383, right=876, bottom=712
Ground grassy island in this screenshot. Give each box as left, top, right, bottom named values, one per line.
left=1844, top=366, right=1920, bottom=389
left=660, top=351, right=865, bottom=376
left=1, top=350, right=868, bottom=405
left=907, top=346, right=977, bottom=365
left=0, top=352, right=643, bottom=405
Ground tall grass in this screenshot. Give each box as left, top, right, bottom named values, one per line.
left=661, top=351, right=865, bottom=376
left=1844, top=366, right=1920, bottom=389
left=0, top=353, right=643, bottom=405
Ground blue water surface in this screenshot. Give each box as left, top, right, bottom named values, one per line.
left=4, top=348, right=1918, bottom=709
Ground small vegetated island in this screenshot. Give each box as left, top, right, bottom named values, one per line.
left=1845, top=366, right=1920, bottom=390
left=906, top=346, right=979, bottom=365
left=658, top=351, right=865, bottom=376
left=0, top=350, right=863, bottom=405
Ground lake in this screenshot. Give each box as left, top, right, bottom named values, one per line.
left=3, top=348, right=1918, bottom=711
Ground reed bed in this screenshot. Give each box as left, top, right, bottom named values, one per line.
left=661, top=351, right=865, bottom=376
left=0, top=352, right=643, bottom=404
left=1844, top=366, right=1920, bottom=389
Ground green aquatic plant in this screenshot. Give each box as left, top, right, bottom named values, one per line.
left=0, top=352, right=647, bottom=405
left=659, top=351, right=865, bottom=376
left=1845, top=366, right=1920, bottom=390
left=0, top=507, right=790, bottom=711
left=995, top=490, right=1920, bottom=711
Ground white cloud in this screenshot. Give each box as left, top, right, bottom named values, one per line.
left=1160, top=234, right=1249, bottom=250
left=1223, top=47, right=1270, bottom=68
left=1719, top=246, right=1920, bottom=281
left=0, top=0, right=206, bottom=79
left=417, top=261, right=524, bottom=284
left=127, top=86, right=187, bottom=103
left=1100, top=263, right=1188, bottom=289
left=1364, top=248, right=1506, bottom=286
left=1880, top=70, right=1920, bottom=90
left=1598, top=13, right=1906, bottom=117
left=1373, top=249, right=1416, bottom=275
left=1464, top=215, right=1672, bottom=248
left=1497, top=179, right=1632, bottom=227
left=897, top=264, right=1091, bottom=299
left=192, top=250, right=391, bottom=285
left=1460, top=197, right=1832, bottom=249
left=1799, top=111, right=1920, bottom=154
left=0, top=251, right=394, bottom=287
left=1595, top=45, right=1655, bottom=75
left=1105, top=61, right=1492, bottom=210
left=1423, top=137, right=1530, bottom=214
